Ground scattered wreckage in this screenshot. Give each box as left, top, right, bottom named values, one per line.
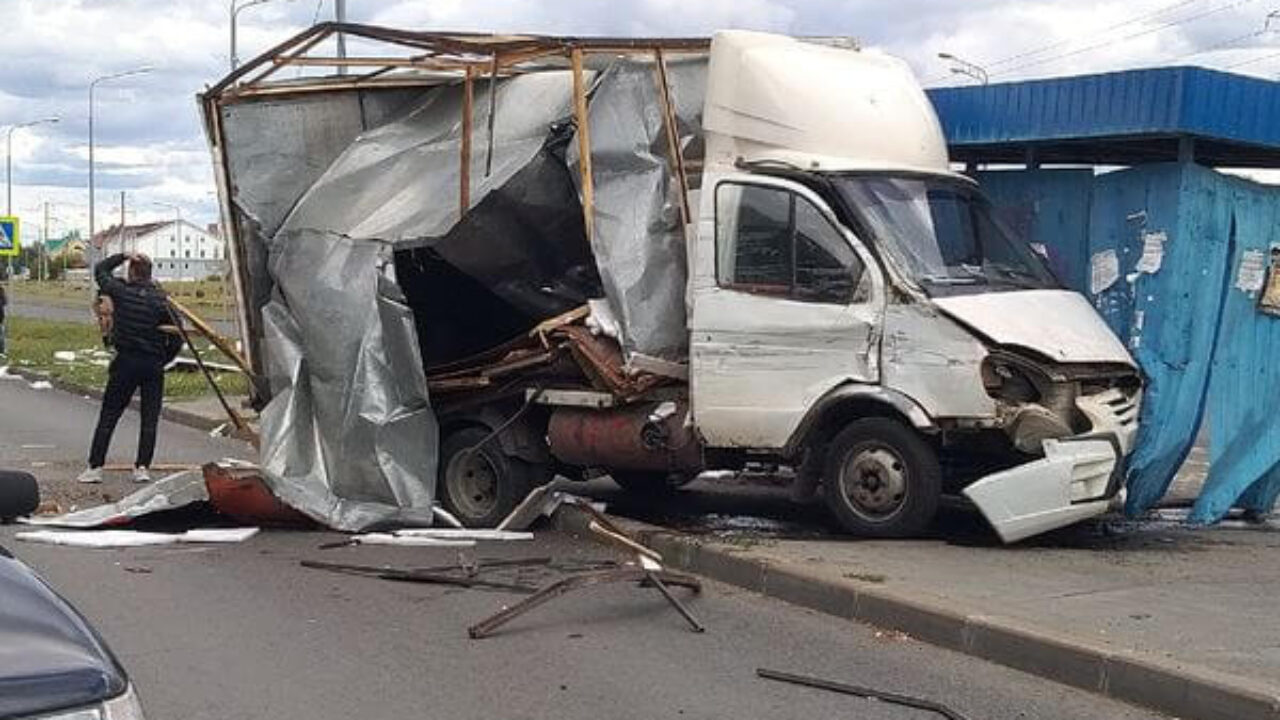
left=200, top=24, right=1143, bottom=543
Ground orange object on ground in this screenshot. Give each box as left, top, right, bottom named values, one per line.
left=202, top=462, right=313, bottom=528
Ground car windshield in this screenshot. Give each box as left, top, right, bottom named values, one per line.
left=833, top=175, right=1059, bottom=296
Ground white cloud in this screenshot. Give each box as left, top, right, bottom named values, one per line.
left=3, top=0, right=1280, bottom=237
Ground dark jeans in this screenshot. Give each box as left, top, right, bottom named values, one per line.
left=88, top=352, right=165, bottom=469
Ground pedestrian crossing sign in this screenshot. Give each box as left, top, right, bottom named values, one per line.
left=0, top=216, right=17, bottom=257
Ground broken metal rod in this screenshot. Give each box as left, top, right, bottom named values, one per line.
left=755, top=668, right=971, bottom=720
left=468, top=567, right=703, bottom=639
left=300, top=559, right=538, bottom=594
left=587, top=520, right=663, bottom=563
left=643, top=570, right=705, bottom=633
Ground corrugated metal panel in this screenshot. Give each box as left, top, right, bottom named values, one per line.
left=928, top=66, right=1280, bottom=149
left=1193, top=171, right=1280, bottom=522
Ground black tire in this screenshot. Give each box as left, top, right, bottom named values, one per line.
left=610, top=471, right=696, bottom=494
left=0, top=470, right=40, bottom=523
left=437, top=427, right=533, bottom=528
left=821, top=418, right=941, bottom=538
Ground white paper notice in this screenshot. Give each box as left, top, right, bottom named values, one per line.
left=1236, top=249, right=1266, bottom=293
left=1091, top=249, right=1120, bottom=294
left=1136, top=231, right=1166, bottom=274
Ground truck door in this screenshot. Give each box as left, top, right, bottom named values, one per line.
left=690, top=175, right=885, bottom=449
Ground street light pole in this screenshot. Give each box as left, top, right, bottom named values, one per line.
left=230, top=0, right=273, bottom=71
left=6, top=117, right=59, bottom=217
left=88, top=66, right=152, bottom=291
left=938, top=52, right=989, bottom=85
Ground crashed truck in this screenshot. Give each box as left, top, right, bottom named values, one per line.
left=202, top=24, right=1142, bottom=543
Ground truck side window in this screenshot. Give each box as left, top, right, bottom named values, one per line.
left=716, top=182, right=865, bottom=304
left=794, top=198, right=863, bottom=303
left=717, top=184, right=792, bottom=294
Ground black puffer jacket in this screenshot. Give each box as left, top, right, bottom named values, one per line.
left=94, top=254, right=171, bottom=360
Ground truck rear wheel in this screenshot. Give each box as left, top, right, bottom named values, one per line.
left=437, top=427, right=533, bottom=528
left=822, top=418, right=940, bottom=538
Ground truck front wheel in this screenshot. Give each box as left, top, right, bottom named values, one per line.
left=822, top=418, right=941, bottom=538
left=437, top=427, right=533, bottom=527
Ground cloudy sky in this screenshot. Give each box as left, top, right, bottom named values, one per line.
left=3, top=0, right=1279, bottom=240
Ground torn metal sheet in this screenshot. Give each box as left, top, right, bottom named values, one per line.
left=568, top=58, right=707, bottom=363
left=21, top=470, right=210, bottom=528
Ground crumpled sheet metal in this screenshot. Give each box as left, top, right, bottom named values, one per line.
left=221, top=89, right=424, bottom=323
left=20, top=470, right=209, bottom=528
left=1191, top=169, right=1280, bottom=522
left=253, top=72, right=577, bottom=530
left=257, top=251, right=438, bottom=531
left=569, top=58, right=707, bottom=363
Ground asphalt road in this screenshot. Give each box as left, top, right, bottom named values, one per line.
left=0, top=381, right=1167, bottom=720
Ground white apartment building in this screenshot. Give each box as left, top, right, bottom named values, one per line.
left=94, top=219, right=225, bottom=282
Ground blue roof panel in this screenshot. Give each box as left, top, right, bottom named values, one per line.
left=926, top=66, right=1280, bottom=153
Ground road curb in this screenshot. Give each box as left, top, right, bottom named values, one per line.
left=3, top=366, right=243, bottom=435
left=552, top=507, right=1280, bottom=720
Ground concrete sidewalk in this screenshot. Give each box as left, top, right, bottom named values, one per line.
left=557, top=485, right=1280, bottom=720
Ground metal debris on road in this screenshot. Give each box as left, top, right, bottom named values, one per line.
left=300, top=559, right=541, bottom=594
left=470, top=510, right=704, bottom=639
left=347, top=533, right=476, bottom=548
left=393, top=529, right=534, bottom=542
left=756, top=668, right=971, bottom=720
left=467, top=566, right=704, bottom=639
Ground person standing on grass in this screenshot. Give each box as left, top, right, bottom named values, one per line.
left=77, top=252, right=174, bottom=484
left=0, top=279, right=7, bottom=358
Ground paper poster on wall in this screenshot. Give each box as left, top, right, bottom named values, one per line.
left=1135, top=231, right=1166, bottom=274
left=1259, top=246, right=1280, bottom=316
left=1090, top=249, right=1120, bottom=295
left=1236, top=249, right=1266, bottom=293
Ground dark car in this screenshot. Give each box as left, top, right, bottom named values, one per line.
left=0, top=543, right=144, bottom=719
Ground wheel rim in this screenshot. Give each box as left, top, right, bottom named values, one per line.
left=838, top=445, right=909, bottom=522
left=445, top=448, right=499, bottom=520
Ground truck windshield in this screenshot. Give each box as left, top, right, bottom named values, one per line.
left=833, top=175, right=1058, bottom=296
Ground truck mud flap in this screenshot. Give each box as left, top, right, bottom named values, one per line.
left=962, top=438, right=1120, bottom=544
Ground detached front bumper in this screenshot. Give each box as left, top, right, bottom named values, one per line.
left=962, top=436, right=1127, bottom=544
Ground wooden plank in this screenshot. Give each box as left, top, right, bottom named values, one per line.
left=571, top=48, right=594, bottom=242
left=461, top=65, right=475, bottom=220
left=484, top=54, right=499, bottom=177
left=654, top=48, right=692, bottom=229
left=167, top=297, right=253, bottom=378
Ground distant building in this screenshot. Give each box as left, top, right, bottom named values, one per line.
left=92, top=220, right=225, bottom=282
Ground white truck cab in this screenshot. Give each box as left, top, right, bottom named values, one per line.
left=686, top=32, right=1140, bottom=542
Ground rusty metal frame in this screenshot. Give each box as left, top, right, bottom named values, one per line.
left=199, top=23, right=709, bottom=399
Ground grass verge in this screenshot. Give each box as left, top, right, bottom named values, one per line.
left=3, top=315, right=248, bottom=400
left=11, top=279, right=233, bottom=321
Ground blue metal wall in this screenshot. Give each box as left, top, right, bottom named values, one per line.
left=977, top=169, right=1093, bottom=290
left=980, top=163, right=1280, bottom=520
